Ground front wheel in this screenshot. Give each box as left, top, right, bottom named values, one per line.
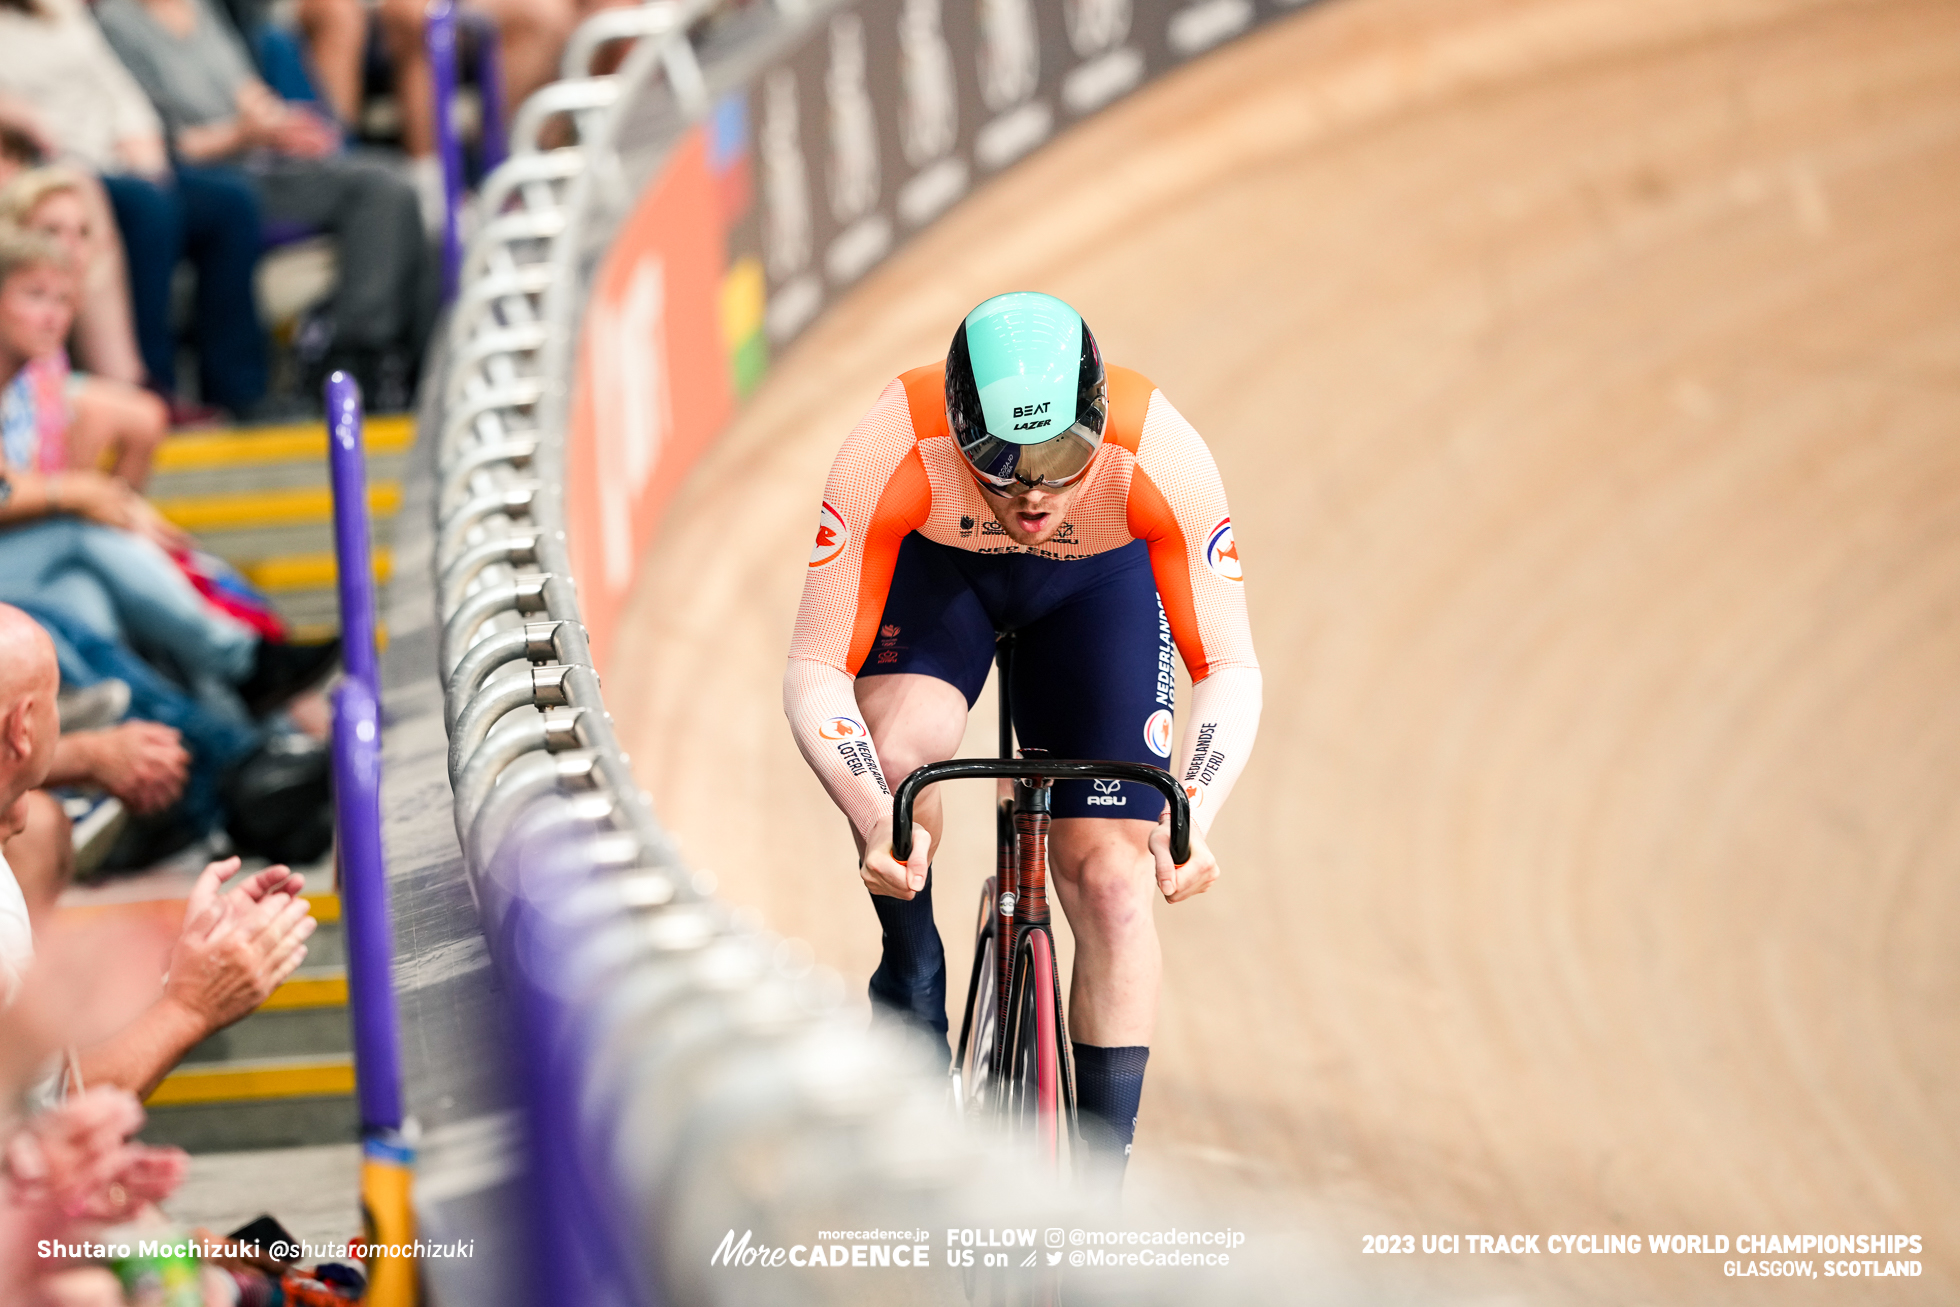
left=954, top=876, right=1000, bottom=1115
left=1004, top=928, right=1064, bottom=1172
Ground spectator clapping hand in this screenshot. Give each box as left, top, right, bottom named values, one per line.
left=3, top=1088, right=185, bottom=1224
left=161, top=857, right=315, bottom=1035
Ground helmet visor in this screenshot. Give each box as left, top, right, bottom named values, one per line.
left=959, top=415, right=1104, bottom=493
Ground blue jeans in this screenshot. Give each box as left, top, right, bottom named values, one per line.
left=19, top=602, right=259, bottom=835
left=0, top=518, right=256, bottom=681
left=102, top=167, right=269, bottom=410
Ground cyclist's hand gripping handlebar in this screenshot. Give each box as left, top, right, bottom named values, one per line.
left=892, top=758, right=1191, bottom=864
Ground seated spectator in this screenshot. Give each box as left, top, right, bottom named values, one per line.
left=0, top=112, right=152, bottom=407
left=20, top=601, right=334, bottom=867
left=0, top=227, right=340, bottom=719
left=2, top=721, right=189, bottom=890
left=0, top=605, right=316, bottom=1105
left=0, top=628, right=314, bottom=1299
left=0, top=170, right=167, bottom=487
left=99, top=0, right=438, bottom=408
left=214, top=0, right=372, bottom=137
left=0, top=0, right=269, bottom=418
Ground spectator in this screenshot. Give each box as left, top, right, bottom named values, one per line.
left=0, top=604, right=316, bottom=1103
left=0, top=172, right=168, bottom=488
left=0, top=605, right=57, bottom=1006
left=0, top=113, right=151, bottom=404
left=19, top=601, right=334, bottom=867
left=99, top=0, right=439, bottom=408
left=3, top=1087, right=190, bottom=1305
left=0, top=227, right=341, bottom=718
left=214, top=0, right=373, bottom=135
left=1, top=721, right=188, bottom=900
left=0, top=0, right=270, bottom=417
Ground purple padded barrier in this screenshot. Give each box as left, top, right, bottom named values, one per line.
left=425, top=0, right=466, bottom=303
left=332, top=677, right=406, bottom=1132
left=326, top=371, right=380, bottom=698
left=494, top=809, right=653, bottom=1306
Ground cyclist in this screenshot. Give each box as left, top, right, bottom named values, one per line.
left=784, top=291, right=1261, bottom=1183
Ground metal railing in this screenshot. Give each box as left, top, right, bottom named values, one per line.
left=423, top=5, right=1001, bottom=1301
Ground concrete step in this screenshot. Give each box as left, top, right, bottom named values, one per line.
left=140, top=1055, right=359, bottom=1153
left=178, top=967, right=351, bottom=1064
left=146, top=416, right=408, bottom=637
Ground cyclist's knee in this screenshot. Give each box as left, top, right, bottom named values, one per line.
left=1058, top=843, right=1154, bottom=933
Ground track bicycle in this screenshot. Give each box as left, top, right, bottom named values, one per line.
left=890, top=633, right=1191, bottom=1177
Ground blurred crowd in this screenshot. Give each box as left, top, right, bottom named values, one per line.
left=0, top=0, right=633, bottom=420
left=0, top=0, right=659, bottom=885
left=0, top=604, right=338, bottom=1305
left=0, top=0, right=651, bottom=1294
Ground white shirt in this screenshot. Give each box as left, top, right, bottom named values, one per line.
left=0, top=845, right=34, bottom=1008
left=0, top=0, right=165, bottom=173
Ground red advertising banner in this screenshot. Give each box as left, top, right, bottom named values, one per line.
left=566, top=126, right=736, bottom=666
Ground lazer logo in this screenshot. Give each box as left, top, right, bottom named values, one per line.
left=1012, top=401, right=1051, bottom=418
left=1012, top=418, right=1052, bottom=431
left=1087, top=777, right=1127, bottom=807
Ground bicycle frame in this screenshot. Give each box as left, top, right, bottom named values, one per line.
left=891, top=634, right=1192, bottom=1157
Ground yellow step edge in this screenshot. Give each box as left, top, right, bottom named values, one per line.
left=155, top=483, right=402, bottom=533
left=260, top=969, right=347, bottom=1011
left=146, top=1056, right=354, bottom=1107
left=155, top=415, right=416, bottom=472
left=305, top=892, right=340, bottom=924
left=243, top=548, right=394, bottom=594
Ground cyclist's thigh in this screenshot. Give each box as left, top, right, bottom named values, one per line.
left=1010, top=540, right=1176, bottom=820
left=855, top=535, right=998, bottom=767
left=856, top=534, right=998, bottom=705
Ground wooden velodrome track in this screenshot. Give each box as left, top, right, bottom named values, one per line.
left=605, top=0, right=1960, bottom=1299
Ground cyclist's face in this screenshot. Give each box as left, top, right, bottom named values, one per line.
left=977, top=477, right=1081, bottom=547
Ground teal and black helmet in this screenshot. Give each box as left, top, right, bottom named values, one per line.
left=946, top=292, right=1107, bottom=494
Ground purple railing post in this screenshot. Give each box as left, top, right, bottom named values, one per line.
left=326, top=372, right=380, bottom=698
left=426, top=0, right=466, bottom=303
left=326, top=369, right=416, bottom=1303
left=331, top=677, right=404, bottom=1132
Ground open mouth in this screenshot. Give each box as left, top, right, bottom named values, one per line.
left=1015, top=511, right=1050, bottom=534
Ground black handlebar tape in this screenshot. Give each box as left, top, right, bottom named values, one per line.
left=892, top=758, right=1191, bottom=865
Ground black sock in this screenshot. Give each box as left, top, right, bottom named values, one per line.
left=867, top=868, right=949, bottom=1062
left=1072, top=1043, right=1149, bottom=1179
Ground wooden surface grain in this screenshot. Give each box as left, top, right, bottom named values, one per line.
left=606, top=0, right=1960, bottom=1298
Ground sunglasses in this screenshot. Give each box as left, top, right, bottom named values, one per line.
left=958, top=409, right=1106, bottom=495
